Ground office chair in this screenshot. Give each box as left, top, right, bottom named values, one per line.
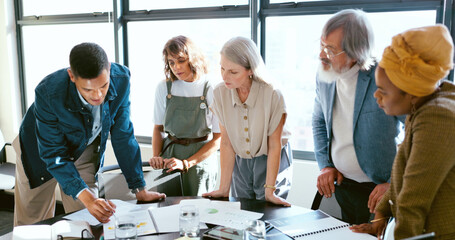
left=311, top=191, right=342, bottom=220
left=0, top=130, right=15, bottom=190
left=98, top=161, right=183, bottom=201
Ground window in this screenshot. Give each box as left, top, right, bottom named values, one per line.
left=22, top=0, right=112, bottom=16
left=15, top=0, right=452, bottom=159
left=21, top=23, right=114, bottom=108
left=127, top=18, right=250, bottom=136
left=130, top=0, right=248, bottom=10
left=269, top=0, right=321, bottom=3
left=265, top=10, right=437, bottom=151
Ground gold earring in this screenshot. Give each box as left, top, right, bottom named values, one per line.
left=249, top=75, right=253, bottom=79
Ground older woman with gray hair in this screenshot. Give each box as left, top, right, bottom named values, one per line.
left=202, top=36, right=292, bottom=206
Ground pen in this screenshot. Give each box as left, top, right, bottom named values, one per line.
left=265, top=223, right=275, bottom=233
left=104, top=198, right=116, bottom=219
left=370, top=217, right=389, bottom=223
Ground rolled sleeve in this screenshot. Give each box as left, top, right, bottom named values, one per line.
left=210, top=85, right=225, bottom=127
left=153, top=80, right=167, bottom=125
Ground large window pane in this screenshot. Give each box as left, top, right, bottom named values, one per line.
left=22, top=0, right=112, bottom=16
left=22, top=23, right=114, bottom=108
left=266, top=10, right=436, bottom=151
left=369, top=11, right=436, bottom=61
left=270, top=0, right=323, bottom=3
left=130, top=0, right=248, bottom=10
left=128, top=18, right=250, bottom=137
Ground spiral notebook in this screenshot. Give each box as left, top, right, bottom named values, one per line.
left=266, top=210, right=375, bottom=240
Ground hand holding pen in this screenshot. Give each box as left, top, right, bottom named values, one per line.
left=78, top=189, right=117, bottom=223
left=104, top=199, right=117, bottom=218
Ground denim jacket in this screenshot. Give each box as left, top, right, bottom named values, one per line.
left=312, top=64, right=403, bottom=184
left=19, top=63, right=145, bottom=198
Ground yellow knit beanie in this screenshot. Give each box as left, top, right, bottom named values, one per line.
left=379, top=24, right=454, bottom=96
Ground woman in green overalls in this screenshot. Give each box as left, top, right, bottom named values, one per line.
left=149, top=35, right=221, bottom=196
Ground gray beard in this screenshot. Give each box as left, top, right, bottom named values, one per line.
left=316, top=62, right=351, bottom=83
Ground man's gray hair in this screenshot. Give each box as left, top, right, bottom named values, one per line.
left=322, top=9, right=375, bottom=70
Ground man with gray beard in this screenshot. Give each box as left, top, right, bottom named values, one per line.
left=312, top=9, right=403, bottom=224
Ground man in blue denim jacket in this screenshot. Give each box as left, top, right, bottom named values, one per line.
left=312, top=10, right=403, bottom=224
left=14, top=43, right=165, bottom=226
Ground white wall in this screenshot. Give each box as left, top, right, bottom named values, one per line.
left=0, top=0, right=21, bottom=143
left=287, top=160, right=319, bottom=208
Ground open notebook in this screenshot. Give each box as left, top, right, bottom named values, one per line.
left=13, top=220, right=92, bottom=240
left=266, top=210, right=376, bottom=240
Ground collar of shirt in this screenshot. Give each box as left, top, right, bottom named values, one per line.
left=230, top=80, right=260, bottom=108
left=76, top=90, right=93, bottom=111
left=338, top=64, right=360, bottom=81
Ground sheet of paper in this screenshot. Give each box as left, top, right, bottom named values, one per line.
left=64, top=208, right=100, bottom=226
left=110, top=199, right=159, bottom=215
left=103, top=210, right=157, bottom=240
left=63, top=199, right=159, bottom=226
left=179, top=198, right=211, bottom=206
left=148, top=204, right=208, bottom=233
left=199, top=205, right=263, bottom=230
left=181, top=199, right=241, bottom=210
left=210, top=200, right=241, bottom=209
left=179, top=199, right=262, bottom=230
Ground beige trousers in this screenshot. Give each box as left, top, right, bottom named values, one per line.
left=13, top=136, right=100, bottom=226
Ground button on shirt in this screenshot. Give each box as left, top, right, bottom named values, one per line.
left=77, top=91, right=102, bottom=145
left=210, top=80, right=286, bottom=159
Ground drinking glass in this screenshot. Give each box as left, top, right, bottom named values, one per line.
left=243, top=220, right=266, bottom=240
left=179, top=205, right=200, bottom=238
left=115, top=214, right=137, bottom=240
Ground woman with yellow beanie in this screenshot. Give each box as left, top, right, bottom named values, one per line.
left=350, top=24, right=455, bottom=239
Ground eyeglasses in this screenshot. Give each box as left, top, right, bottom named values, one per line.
left=320, top=43, right=345, bottom=59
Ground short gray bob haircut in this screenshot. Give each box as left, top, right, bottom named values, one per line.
left=322, top=9, right=375, bottom=70
left=220, top=36, right=270, bottom=85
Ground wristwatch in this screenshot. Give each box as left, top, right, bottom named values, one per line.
left=131, top=186, right=146, bottom=194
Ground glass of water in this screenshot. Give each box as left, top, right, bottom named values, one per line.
left=115, top=214, right=137, bottom=240
left=243, top=220, right=266, bottom=240
left=179, top=204, right=200, bottom=238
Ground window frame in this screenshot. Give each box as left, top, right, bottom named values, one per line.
left=14, top=0, right=454, bottom=161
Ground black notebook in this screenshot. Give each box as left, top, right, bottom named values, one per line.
left=266, top=210, right=375, bottom=239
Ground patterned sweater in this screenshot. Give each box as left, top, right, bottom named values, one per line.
left=376, top=81, right=455, bottom=240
